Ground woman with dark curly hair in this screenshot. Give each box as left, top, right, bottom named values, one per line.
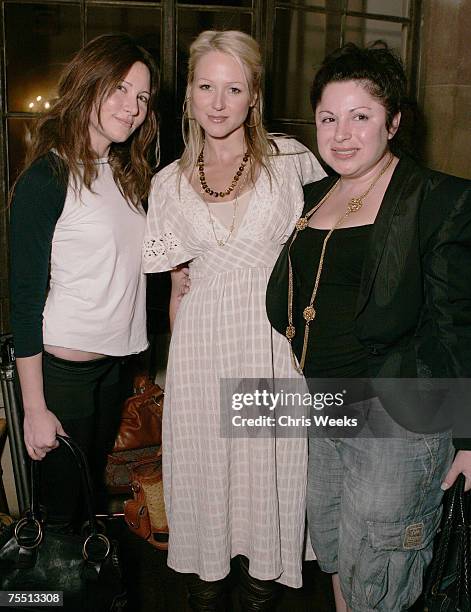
left=267, top=43, right=471, bottom=611
left=10, top=33, right=159, bottom=527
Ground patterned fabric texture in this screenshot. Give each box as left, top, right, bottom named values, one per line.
left=143, top=138, right=325, bottom=587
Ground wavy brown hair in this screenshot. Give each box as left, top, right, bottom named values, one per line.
left=19, top=33, right=159, bottom=206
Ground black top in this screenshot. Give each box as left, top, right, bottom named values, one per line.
left=291, top=224, right=372, bottom=378
left=9, top=154, right=68, bottom=357
left=267, top=155, right=471, bottom=450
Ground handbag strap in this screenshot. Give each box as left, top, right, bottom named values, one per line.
left=426, top=473, right=469, bottom=597
left=57, top=435, right=98, bottom=533
left=29, top=435, right=99, bottom=535
left=454, top=474, right=471, bottom=604
left=15, top=436, right=111, bottom=561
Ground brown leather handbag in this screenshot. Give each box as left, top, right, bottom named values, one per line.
left=105, top=375, right=164, bottom=494
left=107, top=374, right=169, bottom=550
left=124, top=454, right=169, bottom=550
left=113, top=375, right=164, bottom=452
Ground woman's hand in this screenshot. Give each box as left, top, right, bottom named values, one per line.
left=441, top=450, right=471, bottom=492
left=174, top=266, right=190, bottom=298
left=23, top=408, right=66, bottom=460
left=16, top=353, right=67, bottom=460
left=170, top=265, right=191, bottom=331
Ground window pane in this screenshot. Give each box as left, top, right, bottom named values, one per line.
left=7, top=118, right=35, bottom=186
left=177, top=9, right=253, bottom=48
left=178, top=0, right=252, bottom=6
left=349, top=0, right=410, bottom=18
left=5, top=4, right=81, bottom=113
left=277, top=1, right=344, bottom=8
left=272, top=9, right=326, bottom=120
left=88, top=0, right=160, bottom=4
left=267, top=121, right=319, bottom=161
left=345, top=17, right=405, bottom=56
left=176, top=10, right=253, bottom=103
left=87, top=7, right=161, bottom=62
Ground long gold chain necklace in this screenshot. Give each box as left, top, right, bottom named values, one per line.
left=203, top=162, right=250, bottom=247
left=198, top=148, right=250, bottom=198
left=286, top=153, right=394, bottom=374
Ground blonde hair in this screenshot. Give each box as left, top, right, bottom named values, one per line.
left=180, top=30, right=277, bottom=183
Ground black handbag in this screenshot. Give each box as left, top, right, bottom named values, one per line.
left=424, top=473, right=471, bottom=612
left=0, top=435, right=126, bottom=611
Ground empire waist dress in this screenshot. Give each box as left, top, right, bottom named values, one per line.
left=142, top=138, right=326, bottom=587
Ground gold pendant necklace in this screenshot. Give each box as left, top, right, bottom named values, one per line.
left=286, top=153, right=394, bottom=374
left=203, top=164, right=250, bottom=247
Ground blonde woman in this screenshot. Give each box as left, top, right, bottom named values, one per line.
left=143, top=30, right=325, bottom=610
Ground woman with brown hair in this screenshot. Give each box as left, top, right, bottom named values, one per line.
left=9, top=33, right=159, bottom=527
left=144, top=29, right=325, bottom=611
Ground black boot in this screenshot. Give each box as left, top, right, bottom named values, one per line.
left=186, top=573, right=231, bottom=611
left=238, top=556, right=282, bottom=611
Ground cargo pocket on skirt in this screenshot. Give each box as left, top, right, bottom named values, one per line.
left=352, top=506, right=442, bottom=611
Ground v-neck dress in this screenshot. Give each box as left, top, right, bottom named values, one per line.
left=142, top=137, right=326, bottom=587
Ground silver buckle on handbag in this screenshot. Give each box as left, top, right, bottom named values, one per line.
left=14, top=516, right=43, bottom=549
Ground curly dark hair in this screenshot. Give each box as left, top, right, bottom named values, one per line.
left=310, top=42, right=407, bottom=131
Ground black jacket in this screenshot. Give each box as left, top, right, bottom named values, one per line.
left=266, top=155, right=471, bottom=449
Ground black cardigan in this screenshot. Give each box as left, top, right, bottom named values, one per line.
left=266, top=155, right=471, bottom=449
left=10, top=153, right=68, bottom=357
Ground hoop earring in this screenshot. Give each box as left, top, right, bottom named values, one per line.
left=245, top=105, right=261, bottom=129
left=183, top=97, right=194, bottom=121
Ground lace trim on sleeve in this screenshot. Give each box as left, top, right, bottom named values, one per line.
left=143, top=230, right=193, bottom=272
left=143, top=231, right=180, bottom=260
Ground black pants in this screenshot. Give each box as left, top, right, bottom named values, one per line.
left=40, top=352, right=130, bottom=525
